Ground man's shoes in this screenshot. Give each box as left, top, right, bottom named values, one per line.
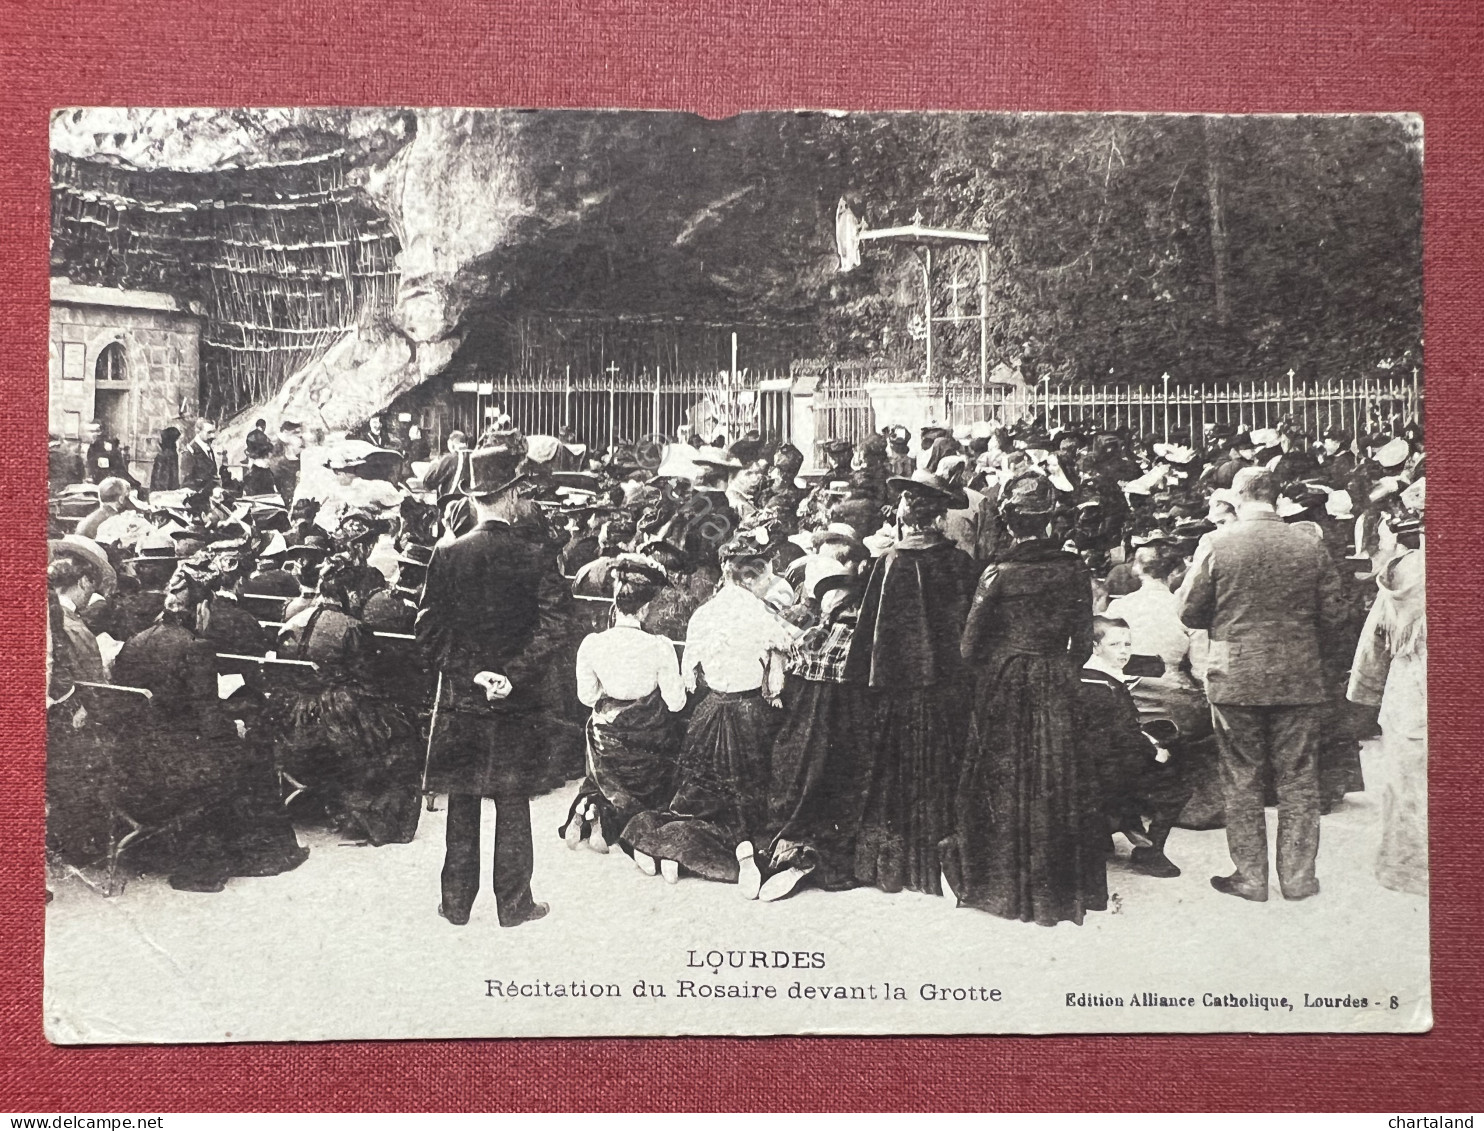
left=633, top=850, right=658, bottom=876
left=759, top=865, right=813, bottom=903
left=500, top=902, right=550, bottom=928
left=660, top=859, right=680, bottom=884
left=169, top=875, right=228, bottom=893
left=736, top=841, right=762, bottom=899
left=1129, top=848, right=1181, bottom=878
left=1283, top=881, right=1321, bottom=901
left=437, top=902, right=470, bottom=926
left=1210, top=874, right=1268, bottom=902
left=1118, top=825, right=1154, bottom=850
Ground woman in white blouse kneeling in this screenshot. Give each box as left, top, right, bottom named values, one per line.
left=559, top=554, right=688, bottom=855
left=620, top=536, right=793, bottom=896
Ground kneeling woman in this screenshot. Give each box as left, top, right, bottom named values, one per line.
left=560, top=554, right=687, bottom=852
left=270, top=554, right=422, bottom=845
left=621, top=536, right=793, bottom=893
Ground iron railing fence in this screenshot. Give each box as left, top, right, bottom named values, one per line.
left=811, top=370, right=1423, bottom=451
left=424, top=369, right=794, bottom=456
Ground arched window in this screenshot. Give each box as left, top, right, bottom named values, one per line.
left=95, top=341, right=127, bottom=382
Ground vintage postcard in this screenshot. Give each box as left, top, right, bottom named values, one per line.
left=42, top=107, right=1428, bottom=1041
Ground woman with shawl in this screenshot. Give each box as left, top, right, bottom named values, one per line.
left=761, top=567, right=869, bottom=900
left=843, top=469, right=978, bottom=896
left=946, top=470, right=1106, bottom=926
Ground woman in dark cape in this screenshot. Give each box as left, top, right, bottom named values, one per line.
left=559, top=555, right=686, bottom=850
left=843, top=471, right=977, bottom=897
left=270, top=555, right=422, bottom=845
left=945, top=469, right=1107, bottom=926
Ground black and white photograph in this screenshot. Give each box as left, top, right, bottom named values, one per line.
left=42, top=107, right=1428, bottom=1041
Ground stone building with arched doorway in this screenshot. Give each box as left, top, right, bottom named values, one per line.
left=48, top=277, right=202, bottom=484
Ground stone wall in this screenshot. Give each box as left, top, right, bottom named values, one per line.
left=49, top=301, right=201, bottom=482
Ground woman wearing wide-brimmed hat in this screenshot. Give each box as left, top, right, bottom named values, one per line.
left=842, top=468, right=978, bottom=897
left=946, top=469, right=1107, bottom=926
left=559, top=554, right=686, bottom=855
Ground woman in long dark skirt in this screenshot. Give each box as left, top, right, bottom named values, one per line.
left=110, top=563, right=308, bottom=892
left=271, top=555, right=422, bottom=845
left=761, top=568, right=868, bottom=900
left=945, top=470, right=1107, bottom=926
left=621, top=537, right=792, bottom=894
left=559, top=555, right=686, bottom=851
left=843, top=471, right=978, bottom=897
left=149, top=426, right=180, bottom=493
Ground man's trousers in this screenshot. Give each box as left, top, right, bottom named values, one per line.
left=1210, top=702, right=1323, bottom=896
left=441, top=791, right=537, bottom=925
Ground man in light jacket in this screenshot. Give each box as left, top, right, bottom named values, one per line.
left=1176, top=467, right=1347, bottom=902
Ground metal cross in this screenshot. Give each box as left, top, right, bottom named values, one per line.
left=605, top=361, right=621, bottom=379
left=947, top=268, right=969, bottom=316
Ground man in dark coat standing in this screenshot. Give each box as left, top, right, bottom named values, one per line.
left=178, top=418, right=225, bottom=493
left=1176, top=467, right=1348, bottom=902
left=83, top=421, right=139, bottom=489
left=415, top=435, right=568, bottom=927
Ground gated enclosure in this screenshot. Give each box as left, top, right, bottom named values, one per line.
left=409, top=367, right=1421, bottom=466
left=811, top=370, right=1423, bottom=448
left=419, top=370, right=794, bottom=454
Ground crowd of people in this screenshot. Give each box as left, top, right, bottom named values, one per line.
left=46, top=406, right=1427, bottom=926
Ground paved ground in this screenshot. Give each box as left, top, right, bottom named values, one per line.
left=44, top=740, right=1430, bottom=1042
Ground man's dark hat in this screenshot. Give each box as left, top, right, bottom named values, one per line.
left=1130, top=527, right=1173, bottom=547
left=886, top=468, right=969, bottom=510
left=458, top=438, right=529, bottom=499
left=284, top=532, right=334, bottom=558
left=811, top=569, right=861, bottom=603
left=728, top=438, right=763, bottom=466
left=127, top=530, right=180, bottom=565
left=1173, top=517, right=1216, bottom=539
left=821, top=438, right=854, bottom=457
left=998, top=470, right=1058, bottom=517
left=206, top=521, right=253, bottom=549
left=772, top=443, right=805, bottom=473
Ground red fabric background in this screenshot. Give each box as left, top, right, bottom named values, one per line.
left=2, top=0, right=1480, bottom=1111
